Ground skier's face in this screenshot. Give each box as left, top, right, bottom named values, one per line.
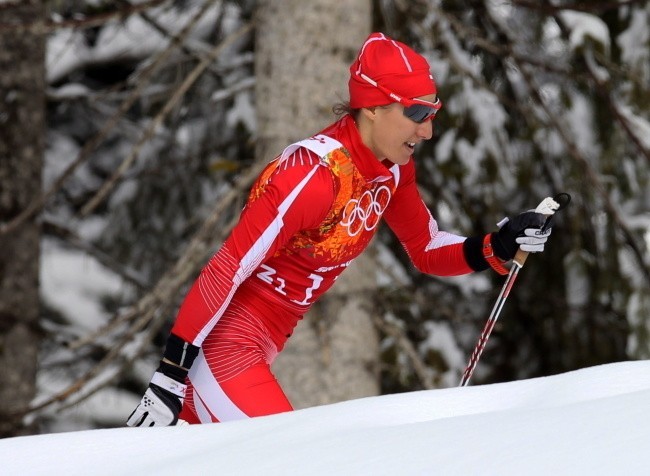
left=361, top=94, right=436, bottom=165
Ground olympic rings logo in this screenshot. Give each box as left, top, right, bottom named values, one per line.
left=340, top=185, right=391, bottom=237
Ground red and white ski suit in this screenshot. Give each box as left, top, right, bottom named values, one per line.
left=174, top=114, right=473, bottom=423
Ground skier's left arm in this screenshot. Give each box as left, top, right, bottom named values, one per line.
left=382, top=161, right=471, bottom=276
left=382, top=161, right=552, bottom=276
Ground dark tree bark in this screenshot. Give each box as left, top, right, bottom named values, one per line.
left=0, top=0, right=46, bottom=437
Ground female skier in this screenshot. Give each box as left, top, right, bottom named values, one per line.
left=127, top=32, right=551, bottom=426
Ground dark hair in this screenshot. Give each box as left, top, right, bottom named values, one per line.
left=332, top=102, right=360, bottom=120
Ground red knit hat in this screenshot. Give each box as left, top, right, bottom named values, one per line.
left=349, top=32, right=437, bottom=109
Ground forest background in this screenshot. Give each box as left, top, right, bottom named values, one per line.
left=0, top=0, right=648, bottom=437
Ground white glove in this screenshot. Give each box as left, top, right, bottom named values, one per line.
left=515, top=227, right=552, bottom=253
left=127, top=372, right=186, bottom=427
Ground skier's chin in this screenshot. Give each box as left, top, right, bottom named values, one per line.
left=387, top=154, right=411, bottom=166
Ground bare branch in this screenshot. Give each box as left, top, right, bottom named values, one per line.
left=516, top=62, right=650, bottom=286
left=372, top=315, right=436, bottom=390
left=0, top=0, right=169, bottom=34
left=511, top=0, right=645, bottom=14
left=0, top=0, right=223, bottom=236
left=433, top=2, right=573, bottom=76
left=79, top=21, right=253, bottom=217
left=551, top=15, right=650, bottom=165
left=43, top=218, right=150, bottom=289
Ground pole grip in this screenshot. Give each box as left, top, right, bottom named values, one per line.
left=513, top=248, right=529, bottom=267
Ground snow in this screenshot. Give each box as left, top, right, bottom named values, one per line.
left=420, top=320, right=466, bottom=386
left=565, top=91, right=600, bottom=161
left=617, top=104, right=650, bottom=150
left=40, top=237, right=126, bottom=332
left=617, top=8, right=650, bottom=81
left=46, top=28, right=91, bottom=84
left=2, top=361, right=650, bottom=475
left=560, top=11, right=611, bottom=54
left=627, top=292, right=650, bottom=359
left=46, top=2, right=222, bottom=83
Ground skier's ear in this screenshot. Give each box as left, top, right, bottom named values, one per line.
left=360, top=106, right=377, bottom=122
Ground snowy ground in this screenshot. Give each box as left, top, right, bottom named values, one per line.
left=2, top=360, right=649, bottom=475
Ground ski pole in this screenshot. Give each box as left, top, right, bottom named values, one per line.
left=459, top=194, right=570, bottom=387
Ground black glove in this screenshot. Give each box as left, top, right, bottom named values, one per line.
left=491, top=211, right=551, bottom=261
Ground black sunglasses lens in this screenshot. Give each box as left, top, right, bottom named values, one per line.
left=403, top=104, right=436, bottom=123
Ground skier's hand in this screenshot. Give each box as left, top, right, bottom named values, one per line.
left=126, top=372, right=186, bottom=427
left=491, top=211, right=551, bottom=260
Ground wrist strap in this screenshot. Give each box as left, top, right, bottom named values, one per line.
left=483, top=234, right=509, bottom=276
left=151, top=371, right=187, bottom=399
left=163, top=333, right=199, bottom=369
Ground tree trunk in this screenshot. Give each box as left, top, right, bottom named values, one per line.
left=0, top=0, right=45, bottom=437
left=254, top=0, right=377, bottom=408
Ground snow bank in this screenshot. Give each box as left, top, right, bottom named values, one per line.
left=2, top=361, right=649, bottom=475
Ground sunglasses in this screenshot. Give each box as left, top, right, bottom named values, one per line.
left=359, top=73, right=442, bottom=123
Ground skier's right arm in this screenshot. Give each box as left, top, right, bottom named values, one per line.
left=127, top=151, right=334, bottom=427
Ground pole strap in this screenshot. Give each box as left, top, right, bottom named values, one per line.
left=482, top=234, right=509, bottom=275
